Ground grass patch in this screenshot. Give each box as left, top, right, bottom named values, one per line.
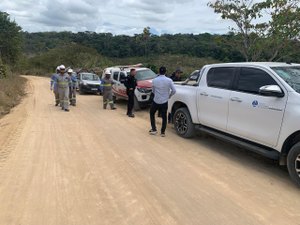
left=0, top=75, right=27, bottom=117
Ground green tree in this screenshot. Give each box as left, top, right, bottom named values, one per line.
left=208, top=0, right=300, bottom=61
left=0, top=11, right=23, bottom=65
left=258, top=0, right=300, bottom=61
left=142, top=27, right=151, bottom=56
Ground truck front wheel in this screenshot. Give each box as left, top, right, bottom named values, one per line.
left=287, top=143, right=300, bottom=187
left=174, top=108, right=195, bottom=138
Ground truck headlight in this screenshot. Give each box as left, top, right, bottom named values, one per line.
left=137, top=87, right=151, bottom=93
left=137, top=87, right=146, bottom=93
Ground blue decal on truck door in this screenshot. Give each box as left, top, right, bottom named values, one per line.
left=252, top=100, right=258, bottom=107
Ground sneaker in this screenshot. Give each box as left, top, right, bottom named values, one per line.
left=55, top=103, right=59, bottom=106
left=64, top=109, right=69, bottom=112
left=160, top=133, right=166, bottom=137
left=111, top=107, right=117, bottom=110
left=128, top=114, right=135, bottom=118
left=149, top=129, right=157, bottom=135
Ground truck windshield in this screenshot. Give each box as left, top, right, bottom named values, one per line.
left=271, top=66, right=300, bottom=93
left=127, top=69, right=157, bottom=81
left=81, top=73, right=99, bottom=81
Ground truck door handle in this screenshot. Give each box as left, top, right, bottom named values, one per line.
left=200, top=92, right=208, bottom=96
left=230, top=97, right=242, bottom=102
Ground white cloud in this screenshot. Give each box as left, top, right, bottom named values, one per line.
left=1, top=0, right=235, bottom=35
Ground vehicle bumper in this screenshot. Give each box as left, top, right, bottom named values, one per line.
left=80, top=84, right=100, bottom=93
left=136, top=92, right=153, bottom=105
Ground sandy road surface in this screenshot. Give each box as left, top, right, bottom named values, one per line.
left=0, top=76, right=299, bottom=225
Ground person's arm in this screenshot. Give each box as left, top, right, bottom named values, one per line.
left=124, top=77, right=129, bottom=89
left=50, top=75, right=55, bottom=90
left=152, top=79, right=156, bottom=95
left=169, top=80, right=176, bottom=98
left=50, top=80, right=54, bottom=90
left=68, top=76, right=72, bottom=87
left=99, top=79, right=104, bottom=92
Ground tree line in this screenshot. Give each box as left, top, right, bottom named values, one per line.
left=22, top=31, right=246, bottom=63
left=1, top=0, right=300, bottom=76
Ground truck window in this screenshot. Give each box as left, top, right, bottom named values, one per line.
left=207, top=67, right=235, bottom=89
left=237, top=67, right=277, bottom=94
left=120, top=72, right=126, bottom=83
left=113, top=72, right=119, bottom=81
left=183, top=70, right=200, bottom=86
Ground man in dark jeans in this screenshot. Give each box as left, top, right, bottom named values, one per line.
left=149, top=66, right=176, bottom=137
left=125, top=68, right=137, bottom=117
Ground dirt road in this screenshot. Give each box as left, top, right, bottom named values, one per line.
left=0, top=76, right=299, bottom=225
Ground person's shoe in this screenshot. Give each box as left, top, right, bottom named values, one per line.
left=55, top=103, right=59, bottom=106
left=149, top=129, right=157, bottom=135
left=128, top=114, right=135, bottom=117
left=160, top=133, right=166, bottom=137
left=61, top=107, right=64, bottom=110
left=64, top=109, right=69, bottom=112
left=111, top=107, right=117, bottom=110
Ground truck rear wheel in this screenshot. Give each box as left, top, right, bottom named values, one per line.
left=174, top=108, right=195, bottom=138
left=287, top=143, right=300, bottom=187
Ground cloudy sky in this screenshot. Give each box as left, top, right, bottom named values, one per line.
left=1, top=0, right=236, bottom=35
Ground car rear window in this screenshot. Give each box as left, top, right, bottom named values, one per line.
left=207, top=67, right=235, bottom=90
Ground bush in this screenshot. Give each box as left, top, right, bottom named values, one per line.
left=0, top=75, right=26, bottom=116
left=0, top=59, right=7, bottom=79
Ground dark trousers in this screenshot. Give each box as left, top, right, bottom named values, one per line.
left=127, top=90, right=134, bottom=115
left=150, top=101, right=168, bottom=133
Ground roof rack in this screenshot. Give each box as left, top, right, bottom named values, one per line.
left=114, top=63, right=143, bottom=71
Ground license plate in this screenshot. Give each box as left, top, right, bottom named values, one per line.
left=91, top=88, right=98, bottom=91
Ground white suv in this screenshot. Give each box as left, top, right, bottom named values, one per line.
left=103, top=66, right=157, bottom=110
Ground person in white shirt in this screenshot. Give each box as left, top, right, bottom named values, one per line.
left=149, top=66, right=176, bottom=137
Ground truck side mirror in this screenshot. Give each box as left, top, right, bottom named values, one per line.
left=259, top=85, right=284, bottom=97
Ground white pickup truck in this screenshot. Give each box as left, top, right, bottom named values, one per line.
left=168, top=62, right=300, bottom=186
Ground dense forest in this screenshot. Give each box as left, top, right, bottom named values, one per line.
left=22, top=31, right=245, bottom=62
left=20, top=30, right=300, bottom=75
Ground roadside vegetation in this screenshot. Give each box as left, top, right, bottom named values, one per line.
left=0, top=75, right=26, bottom=117
left=0, top=12, right=26, bottom=117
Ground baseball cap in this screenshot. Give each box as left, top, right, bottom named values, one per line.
left=175, top=68, right=183, bottom=73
